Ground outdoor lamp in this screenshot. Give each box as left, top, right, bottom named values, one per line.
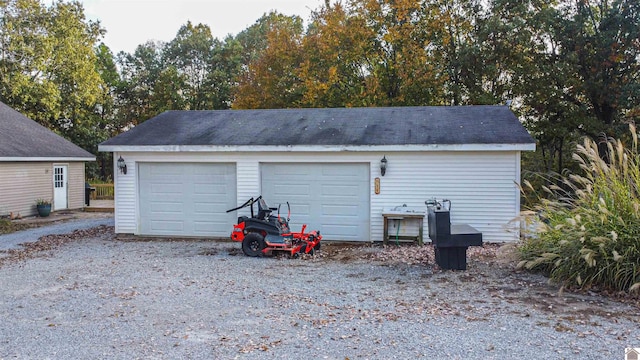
left=117, top=156, right=127, bottom=175
left=380, top=156, right=387, bottom=176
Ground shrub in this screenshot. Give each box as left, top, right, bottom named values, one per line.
left=519, top=124, right=640, bottom=294
left=0, top=218, right=31, bottom=234
left=0, top=218, right=11, bottom=234
left=86, top=177, right=112, bottom=184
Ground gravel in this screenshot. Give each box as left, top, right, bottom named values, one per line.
left=0, top=226, right=638, bottom=359
left=0, top=216, right=114, bottom=255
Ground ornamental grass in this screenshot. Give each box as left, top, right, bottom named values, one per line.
left=519, top=124, right=640, bottom=294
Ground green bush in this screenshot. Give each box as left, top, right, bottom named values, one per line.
left=86, top=177, right=112, bottom=184
left=0, top=218, right=10, bottom=234
left=519, top=125, right=640, bottom=294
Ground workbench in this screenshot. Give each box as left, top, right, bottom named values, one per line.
left=382, top=210, right=425, bottom=245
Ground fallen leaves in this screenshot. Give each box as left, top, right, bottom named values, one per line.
left=238, top=338, right=283, bottom=353
left=369, top=244, right=435, bottom=266
left=350, top=242, right=502, bottom=268
left=0, top=225, right=113, bottom=268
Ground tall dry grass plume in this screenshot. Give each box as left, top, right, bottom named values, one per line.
left=519, top=124, right=640, bottom=294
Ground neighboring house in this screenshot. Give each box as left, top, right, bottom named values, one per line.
left=99, top=106, right=535, bottom=242
left=0, top=101, right=95, bottom=217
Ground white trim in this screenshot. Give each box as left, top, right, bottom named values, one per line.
left=99, top=143, right=536, bottom=153
left=0, top=157, right=95, bottom=162
left=515, top=151, right=522, bottom=215
left=132, top=160, right=139, bottom=236
left=514, top=151, right=523, bottom=238
left=53, top=164, right=68, bottom=210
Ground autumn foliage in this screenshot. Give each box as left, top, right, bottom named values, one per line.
left=1, top=0, right=639, bottom=181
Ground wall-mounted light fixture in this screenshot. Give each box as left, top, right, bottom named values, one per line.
left=117, top=156, right=127, bottom=175
left=380, top=155, right=387, bottom=176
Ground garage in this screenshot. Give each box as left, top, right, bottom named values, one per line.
left=101, top=106, right=535, bottom=242
left=261, top=163, right=370, bottom=241
left=138, top=163, right=236, bottom=236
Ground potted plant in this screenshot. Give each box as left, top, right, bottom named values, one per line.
left=35, top=199, right=52, bottom=217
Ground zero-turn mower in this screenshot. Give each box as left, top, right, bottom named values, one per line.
left=226, top=196, right=321, bottom=258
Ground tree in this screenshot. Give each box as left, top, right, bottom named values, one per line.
left=498, top=0, right=640, bottom=176
left=164, top=21, right=217, bottom=110
left=233, top=12, right=305, bottom=109
left=89, top=42, right=120, bottom=180
left=209, top=35, right=244, bottom=109
left=298, top=2, right=376, bottom=107
left=0, top=0, right=106, bottom=152
left=426, top=0, right=506, bottom=105
left=116, top=21, right=240, bottom=122
left=552, top=0, right=640, bottom=133
left=1, top=0, right=58, bottom=123
left=115, top=41, right=167, bottom=125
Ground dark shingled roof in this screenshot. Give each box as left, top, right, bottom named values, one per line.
left=0, top=101, right=94, bottom=159
left=101, top=106, right=534, bottom=147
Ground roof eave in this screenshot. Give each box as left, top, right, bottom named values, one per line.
left=99, top=143, right=536, bottom=153
left=0, top=156, right=96, bottom=162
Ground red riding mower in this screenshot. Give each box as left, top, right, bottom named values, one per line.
left=226, top=196, right=322, bottom=258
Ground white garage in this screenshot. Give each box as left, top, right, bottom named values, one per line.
left=261, top=163, right=370, bottom=241
left=138, top=162, right=236, bottom=236
left=99, top=106, right=536, bottom=242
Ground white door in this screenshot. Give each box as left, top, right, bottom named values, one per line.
left=53, top=165, right=68, bottom=210
left=261, top=163, right=370, bottom=241
left=138, top=163, right=237, bottom=237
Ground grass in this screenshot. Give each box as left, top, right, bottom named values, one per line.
left=519, top=124, right=640, bottom=294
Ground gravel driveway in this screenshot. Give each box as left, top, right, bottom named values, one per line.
left=0, top=214, right=114, bottom=255
left=0, top=226, right=638, bottom=359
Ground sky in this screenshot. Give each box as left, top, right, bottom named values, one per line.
left=79, top=0, right=324, bottom=54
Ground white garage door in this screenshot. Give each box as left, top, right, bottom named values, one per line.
left=139, top=163, right=236, bottom=236
left=261, top=163, right=370, bottom=241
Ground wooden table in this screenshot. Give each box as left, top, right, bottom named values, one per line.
left=382, top=212, right=425, bottom=245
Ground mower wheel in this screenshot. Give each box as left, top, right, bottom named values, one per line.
left=242, top=233, right=266, bottom=257
left=308, top=235, right=321, bottom=251
left=300, top=244, right=315, bottom=256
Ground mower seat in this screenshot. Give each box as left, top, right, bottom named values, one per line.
left=257, top=198, right=272, bottom=220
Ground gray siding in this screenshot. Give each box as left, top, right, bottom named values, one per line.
left=67, top=162, right=86, bottom=211
left=0, top=162, right=86, bottom=217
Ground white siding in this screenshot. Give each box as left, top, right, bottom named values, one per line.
left=112, top=151, right=522, bottom=242
left=114, top=154, right=137, bottom=233
left=371, top=152, right=520, bottom=242
left=236, top=160, right=260, bottom=218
